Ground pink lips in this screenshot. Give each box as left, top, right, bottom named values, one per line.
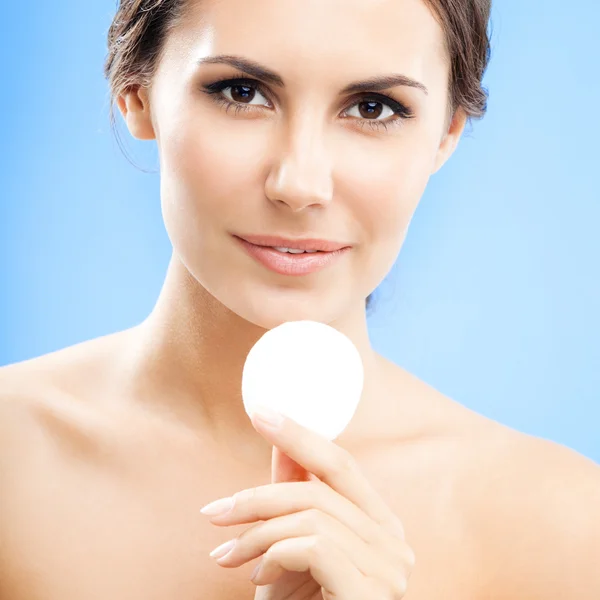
left=234, top=235, right=351, bottom=276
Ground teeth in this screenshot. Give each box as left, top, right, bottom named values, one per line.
left=273, top=247, right=318, bottom=254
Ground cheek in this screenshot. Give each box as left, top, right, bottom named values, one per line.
left=156, top=112, right=276, bottom=263
left=159, top=114, right=265, bottom=215
left=344, top=137, right=434, bottom=242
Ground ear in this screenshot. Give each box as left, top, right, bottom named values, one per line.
left=431, top=107, right=467, bottom=174
left=116, top=86, right=156, bottom=141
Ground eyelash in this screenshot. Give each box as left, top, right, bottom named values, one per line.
left=201, top=77, right=415, bottom=133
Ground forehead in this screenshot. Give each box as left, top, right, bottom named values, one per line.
left=172, top=0, right=448, bottom=91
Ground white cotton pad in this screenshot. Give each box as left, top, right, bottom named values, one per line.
left=242, top=320, right=364, bottom=440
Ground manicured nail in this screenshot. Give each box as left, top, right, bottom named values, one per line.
left=200, top=496, right=235, bottom=516
left=210, top=539, right=236, bottom=560
left=252, top=405, right=284, bottom=428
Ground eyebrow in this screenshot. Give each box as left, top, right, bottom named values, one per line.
left=198, top=54, right=429, bottom=96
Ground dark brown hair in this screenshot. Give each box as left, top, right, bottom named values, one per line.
left=105, top=0, right=492, bottom=311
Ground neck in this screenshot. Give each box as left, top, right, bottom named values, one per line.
left=120, top=254, right=383, bottom=460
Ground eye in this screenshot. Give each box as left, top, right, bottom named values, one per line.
left=220, top=83, right=270, bottom=107
left=345, top=100, right=396, bottom=121
left=203, top=78, right=272, bottom=109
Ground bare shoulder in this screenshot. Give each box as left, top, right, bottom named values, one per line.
left=0, top=347, right=90, bottom=465
left=0, top=325, right=140, bottom=401
left=471, top=426, right=600, bottom=599
left=0, top=357, right=73, bottom=530
left=0, top=329, right=135, bottom=467
left=379, top=361, right=600, bottom=599
left=0, top=353, right=71, bottom=446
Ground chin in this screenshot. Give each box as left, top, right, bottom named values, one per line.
left=217, top=280, right=352, bottom=330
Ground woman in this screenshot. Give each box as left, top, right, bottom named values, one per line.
left=1, top=0, right=598, bottom=598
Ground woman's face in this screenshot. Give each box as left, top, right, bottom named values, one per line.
left=121, top=0, right=465, bottom=328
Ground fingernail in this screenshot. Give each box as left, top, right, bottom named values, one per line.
left=200, top=496, right=235, bottom=516
left=252, top=405, right=284, bottom=428
left=209, top=539, right=236, bottom=559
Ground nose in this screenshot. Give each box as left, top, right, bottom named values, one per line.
left=264, top=121, right=334, bottom=212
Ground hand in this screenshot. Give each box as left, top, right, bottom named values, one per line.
left=200, top=406, right=415, bottom=600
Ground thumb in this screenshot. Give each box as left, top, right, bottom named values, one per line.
left=271, top=446, right=311, bottom=483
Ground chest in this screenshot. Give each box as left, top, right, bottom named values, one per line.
left=1, top=434, right=484, bottom=600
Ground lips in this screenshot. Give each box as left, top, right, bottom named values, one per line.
left=234, top=235, right=351, bottom=276
left=236, top=235, right=350, bottom=253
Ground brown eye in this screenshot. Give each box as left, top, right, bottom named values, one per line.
left=359, top=101, right=384, bottom=119
left=348, top=100, right=394, bottom=121
left=220, top=83, right=269, bottom=107
left=229, top=85, right=257, bottom=103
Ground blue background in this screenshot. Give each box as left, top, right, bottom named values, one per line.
left=1, top=2, right=598, bottom=461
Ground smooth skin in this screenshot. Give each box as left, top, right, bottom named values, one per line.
left=204, top=408, right=416, bottom=599
left=1, top=0, right=599, bottom=598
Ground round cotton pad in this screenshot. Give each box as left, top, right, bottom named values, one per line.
left=242, top=320, right=364, bottom=440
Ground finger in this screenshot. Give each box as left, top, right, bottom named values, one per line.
left=207, top=481, right=412, bottom=568
left=252, top=410, right=406, bottom=540
left=215, top=508, right=412, bottom=593
left=252, top=535, right=371, bottom=599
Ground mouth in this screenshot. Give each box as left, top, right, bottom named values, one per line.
left=236, top=234, right=351, bottom=253
left=233, top=234, right=352, bottom=276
